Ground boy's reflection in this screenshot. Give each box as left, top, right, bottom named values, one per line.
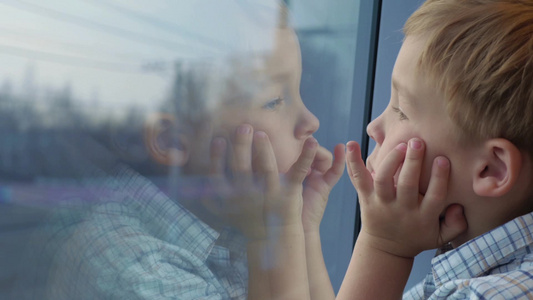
left=11, top=4, right=330, bottom=300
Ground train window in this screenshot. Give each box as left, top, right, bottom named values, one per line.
left=371, top=0, right=438, bottom=292
left=0, top=0, right=377, bottom=298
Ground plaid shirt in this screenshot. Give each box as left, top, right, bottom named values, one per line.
left=30, top=166, right=249, bottom=300
left=404, top=211, right=533, bottom=299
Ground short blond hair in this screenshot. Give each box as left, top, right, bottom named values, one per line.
left=404, top=0, right=533, bottom=157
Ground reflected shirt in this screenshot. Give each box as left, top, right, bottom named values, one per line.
left=42, top=166, right=249, bottom=300
left=403, top=211, right=533, bottom=299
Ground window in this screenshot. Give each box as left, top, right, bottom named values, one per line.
left=0, top=0, right=379, bottom=297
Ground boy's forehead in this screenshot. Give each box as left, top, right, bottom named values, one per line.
left=192, top=28, right=301, bottom=108
left=392, top=36, right=445, bottom=111
left=391, top=77, right=416, bottom=105
left=223, top=30, right=299, bottom=85
left=393, top=37, right=429, bottom=91
left=395, top=36, right=425, bottom=72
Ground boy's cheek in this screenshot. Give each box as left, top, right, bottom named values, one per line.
left=272, top=149, right=295, bottom=174
left=417, top=160, right=435, bottom=195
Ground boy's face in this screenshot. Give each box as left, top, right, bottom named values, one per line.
left=188, top=29, right=319, bottom=174
left=366, top=36, right=484, bottom=245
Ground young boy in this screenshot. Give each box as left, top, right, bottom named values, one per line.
left=338, top=0, right=533, bottom=299
left=16, top=2, right=345, bottom=299
left=143, top=23, right=345, bottom=300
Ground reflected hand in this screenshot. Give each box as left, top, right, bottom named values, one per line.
left=203, top=124, right=270, bottom=239
left=203, top=124, right=320, bottom=240
left=301, top=143, right=345, bottom=234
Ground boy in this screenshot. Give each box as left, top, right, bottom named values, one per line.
left=142, top=24, right=345, bottom=300
left=17, top=2, right=345, bottom=299
left=338, top=0, right=533, bottom=299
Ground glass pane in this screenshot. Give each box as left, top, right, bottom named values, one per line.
left=291, top=0, right=373, bottom=291
left=0, top=0, right=372, bottom=298
left=371, top=0, right=434, bottom=292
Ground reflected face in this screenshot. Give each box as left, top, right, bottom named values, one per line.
left=188, top=29, right=319, bottom=174
left=365, top=36, right=479, bottom=240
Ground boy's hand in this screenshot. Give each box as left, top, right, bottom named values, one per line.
left=204, top=124, right=320, bottom=240
left=301, top=144, right=345, bottom=234
left=204, top=124, right=267, bottom=239
left=346, top=139, right=467, bottom=258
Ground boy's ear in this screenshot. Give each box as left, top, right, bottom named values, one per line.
left=473, top=138, right=522, bottom=197
left=143, top=113, right=189, bottom=166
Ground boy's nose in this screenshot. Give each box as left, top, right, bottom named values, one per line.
left=366, top=115, right=384, bottom=145
left=295, top=106, right=319, bottom=139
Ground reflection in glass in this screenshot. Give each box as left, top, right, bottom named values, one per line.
left=1, top=1, right=289, bottom=299
left=0, top=0, right=364, bottom=298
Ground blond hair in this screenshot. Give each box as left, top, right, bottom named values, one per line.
left=404, top=0, right=533, bottom=156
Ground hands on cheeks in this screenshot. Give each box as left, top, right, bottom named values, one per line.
left=345, top=139, right=467, bottom=258
left=204, top=124, right=275, bottom=239
left=204, top=123, right=345, bottom=240
left=301, top=144, right=345, bottom=234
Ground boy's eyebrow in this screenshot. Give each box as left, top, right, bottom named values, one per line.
left=269, top=70, right=291, bottom=82
left=392, top=77, right=415, bottom=103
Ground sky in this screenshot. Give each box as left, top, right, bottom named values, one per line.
left=0, top=0, right=359, bottom=117
left=0, top=0, right=280, bottom=114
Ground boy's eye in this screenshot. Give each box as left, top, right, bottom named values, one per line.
left=263, top=97, right=284, bottom=110
left=392, top=106, right=408, bottom=121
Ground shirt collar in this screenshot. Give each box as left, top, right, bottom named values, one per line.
left=110, top=166, right=222, bottom=262
left=108, top=166, right=246, bottom=262
left=431, top=212, right=533, bottom=286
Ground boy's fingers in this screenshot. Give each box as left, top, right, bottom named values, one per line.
left=421, top=156, right=467, bottom=245
left=421, top=156, right=450, bottom=216
left=323, top=143, right=346, bottom=187
left=209, top=137, right=227, bottom=177
left=208, top=136, right=232, bottom=211
left=312, top=145, right=333, bottom=173
left=204, top=135, right=232, bottom=216
left=373, top=143, right=407, bottom=201
left=231, top=124, right=254, bottom=183
left=345, top=141, right=372, bottom=197
left=287, top=137, right=318, bottom=185
left=396, top=138, right=424, bottom=207
left=252, top=131, right=280, bottom=192
left=439, top=204, right=468, bottom=245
